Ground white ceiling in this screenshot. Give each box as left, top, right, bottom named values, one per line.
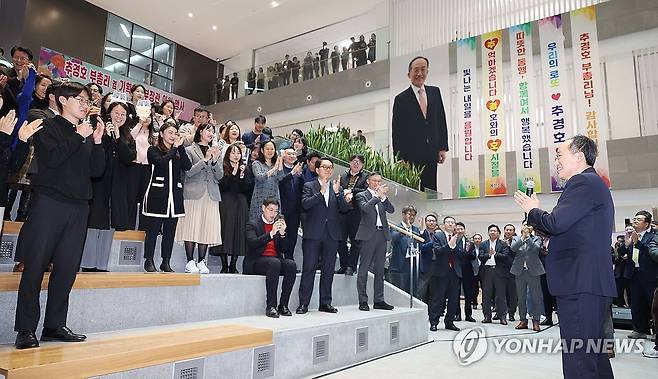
left=86, top=0, right=386, bottom=61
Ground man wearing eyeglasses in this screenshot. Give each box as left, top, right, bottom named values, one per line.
left=296, top=157, right=349, bottom=315
left=336, top=154, right=368, bottom=276
left=617, top=211, right=658, bottom=344
left=0, top=46, right=34, bottom=118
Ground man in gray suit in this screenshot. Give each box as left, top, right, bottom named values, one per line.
left=355, top=172, right=395, bottom=311
left=509, top=224, right=545, bottom=331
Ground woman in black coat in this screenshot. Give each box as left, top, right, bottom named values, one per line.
left=141, top=119, right=191, bottom=272
left=81, top=101, right=136, bottom=271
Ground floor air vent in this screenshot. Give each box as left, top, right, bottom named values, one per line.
left=173, top=357, right=204, bottom=379
left=313, top=334, right=329, bottom=364
left=253, top=345, right=275, bottom=378
left=390, top=321, right=400, bottom=345
left=356, top=327, right=368, bottom=353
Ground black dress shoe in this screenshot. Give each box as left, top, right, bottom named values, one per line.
left=473, top=304, right=478, bottom=310
left=373, top=301, right=394, bottom=310
left=430, top=324, right=438, bottom=332
left=509, top=315, right=516, bottom=322
left=445, top=324, right=461, bottom=331
left=344, top=267, right=355, bottom=276
left=359, top=302, right=370, bottom=311
left=41, top=326, right=86, bottom=342
left=15, top=331, right=39, bottom=349
left=482, top=318, right=492, bottom=323
left=277, top=305, right=292, bottom=316
left=454, top=315, right=462, bottom=322
left=540, top=319, right=554, bottom=326
left=319, top=304, right=338, bottom=313
left=144, top=259, right=157, bottom=272
left=465, top=316, right=477, bottom=322
left=159, top=259, right=174, bottom=273
left=335, top=267, right=347, bottom=274
left=266, top=307, right=279, bottom=318
left=296, top=305, right=308, bottom=314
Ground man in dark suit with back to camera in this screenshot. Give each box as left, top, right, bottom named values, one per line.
left=355, top=172, right=395, bottom=311
left=296, top=157, right=349, bottom=314
left=515, top=135, right=616, bottom=379
left=392, top=56, right=448, bottom=191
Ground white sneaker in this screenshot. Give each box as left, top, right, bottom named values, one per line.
left=185, top=260, right=200, bottom=273
left=643, top=348, right=658, bottom=358
left=197, top=260, right=210, bottom=274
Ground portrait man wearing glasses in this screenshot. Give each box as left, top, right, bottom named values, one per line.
left=296, top=158, right=350, bottom=315
left=392, top=56, right=449, bottom=191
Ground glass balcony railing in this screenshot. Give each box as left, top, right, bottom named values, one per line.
left=214, top=26, right=389, bottom=103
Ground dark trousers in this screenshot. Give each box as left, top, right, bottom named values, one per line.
left=429, top=270, right=460, bottom=325
left=473, top=274, right=481, bottom=306
left=337, top=210, right=361, bottom=269
left=5, top=184, right=32, bottom=221
left=143, top=216, right=178, bottom=260
left=127, top=163, right=151, bottom=231
left=630, top=275, right=657, bottom=334
left=541, top=273, right=556, bottom=319
left=356, top=230, right=386, bottom=304
left=299, top=235, right=338, bottom=306
left=460, top=272, right=476, bottom=318
left=420, top=161, right=437, bottom=191
left=282, top=211, right=300, bottom=260
left=506, top=276, right=518, bottom=317
left=292, top=71, right=299, bottom=83
left=253, top=256, right=297, bottom=308
left=231, top=85, right=238, bottom=99
left=303, top=68, right=313, bottom=81
left=14, top=194, right=89, bottom=332
left=387, top=271, right=411, bottom=294
left=282, top=73, right=291, bottom=86
left=651, top=288, right=658, bottom=350
left=320, top=61, right=329, bottom=76
left=555, top=293, right=614, bottom=379
left=417, top=270, right=434, bottom=306
left=614, top=277, right=631, bottom=307
left=332, top=62, right=339, bottom=73
left=481, top=266, right=508, bottom=319
left=341, top=60, right=348, bottom=71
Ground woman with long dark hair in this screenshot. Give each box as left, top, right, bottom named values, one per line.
left=249, top=140, right=284, bottom=221
left=128, top=112, right=155, bottom=230
left=217, top=143, right=251, bottom=272
left=30, top=74, right=52, bottom=110
left=175, top=124, right=223, bottom=274
left=142, top=120, right=191, bottom=272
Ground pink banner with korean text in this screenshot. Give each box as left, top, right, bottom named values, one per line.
left=482, top=31, right=507, bottom=196
left=37, top=47, right=199, bottom=121
left=538, top=16, right=572, bottom=192
left=570, top=6, right=611, bottom=188
left=509, top=23, right=542, bottom=194
left=457, top=37, right=481, bottom=198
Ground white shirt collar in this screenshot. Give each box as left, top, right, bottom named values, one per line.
left=262, top=215, right=274, bottom=225
left=411, top=83, right=426, bottom=94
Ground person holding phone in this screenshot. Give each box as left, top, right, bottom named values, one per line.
left=245, top=198, right=297, bottom=318
left=141, top=120, right=192, bottom=272
left=249, top=140, right=285, bottom=221
left=14, top=82, right=105, bottom=349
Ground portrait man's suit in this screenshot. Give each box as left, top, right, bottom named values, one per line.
left=527, top=167, right=616, bottom=379
left=478, top=239, right=512, bottom=320
left=392, top=85, right=448, bottom=191
left=354, top=189, right=394, bottom=305
left=421, top=230, right=461, bottom=327
left=617, top=229, right=658, bottom=336
left=298, top=180, right=348, bottom=308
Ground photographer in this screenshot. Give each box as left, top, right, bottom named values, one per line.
left=245, top=198, right=296, bottom=318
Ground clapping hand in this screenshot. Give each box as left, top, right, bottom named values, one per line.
left=17, top=119, right=43, bottom=142
left=0, top=109, right=17, bottom=135
left=332, top=178, right=341, bottom=194
left=292, top=162, right=303, bottom=175
left=174, top=110, right=183, bottom=120
left=173, top=135, right=185, bottom=148
left=76, top=119, right=94, bottom=139
left=92, top=119, right=105, bottom=144
left=344, top=192, right=353, bottom=203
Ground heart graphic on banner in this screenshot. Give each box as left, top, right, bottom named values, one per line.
left=551, top=93, right=561, bottom=101
left=487, top=139, right=502, bottom=152
left=486, top=99, right=500, bottom=112
left=484, top=38, right=499, bottom=50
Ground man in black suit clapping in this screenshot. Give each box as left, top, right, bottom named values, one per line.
left=392, top=56, right=448, bottom=191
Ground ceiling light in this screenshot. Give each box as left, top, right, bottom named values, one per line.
left=120, top=23, right=130, bottom=38
left=132, top=34, right=153, bottom=40
left=212, top=25, right=217, bottom=31
left=188, top=12, right=194, bottom=18
left=104, top=47, right=125, bottom=52
left=270, top=1, right=280, bottom=8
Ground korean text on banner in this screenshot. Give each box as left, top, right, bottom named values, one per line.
left=457, top=37, right=480, bottom=198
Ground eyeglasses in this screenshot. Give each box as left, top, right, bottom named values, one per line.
left=111, top=112, right=127, bottom=118
left=319, top=165, right=333, bottom=169
left=13, top=56, right=29, bottom=62
left=632, top=217, right=647, bottom=222
left=73, top=96, right=92, bottom=107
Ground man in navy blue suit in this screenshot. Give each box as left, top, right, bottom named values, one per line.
left=515, top=135, right=616, bottom=379
left=296, top=157, right=349, bottom=315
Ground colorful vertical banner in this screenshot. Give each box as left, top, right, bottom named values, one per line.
left=509, top=23, right=542, bottom=194
left=570, top=6, right=612, bottom=188
left=457, top=37, right=480, bottom=198
left=539, top=16, right=571, bottom=192
left=481, top=31, right=507, bottom=196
